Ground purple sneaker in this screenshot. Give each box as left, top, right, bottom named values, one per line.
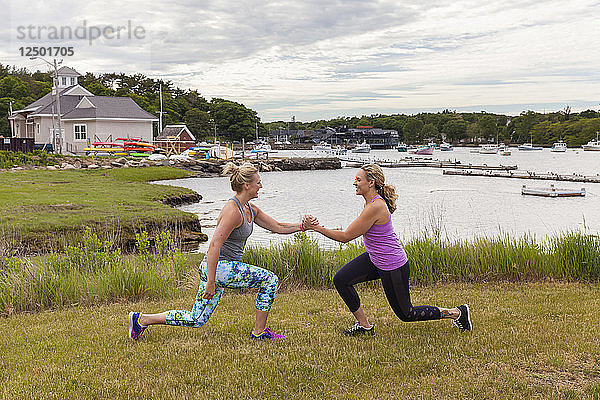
left=251, top=326, right=285, bottom=340
left=129, top=312, right=147, bottom=340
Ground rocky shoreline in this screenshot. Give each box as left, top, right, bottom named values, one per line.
left=5, top=156, right=342, bottom=176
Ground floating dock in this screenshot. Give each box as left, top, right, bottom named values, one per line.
left=443, top=169, right=600, bottom=183
left=521, top=184, right=586, bottom=197
left=340, top=156, right=517, bottom=171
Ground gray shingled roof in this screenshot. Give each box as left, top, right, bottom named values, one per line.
left=22, top=87, right=157, bottom=120
left=51, top=66, right=81, bottom=77
left=62, top=97, right=157, bottom=120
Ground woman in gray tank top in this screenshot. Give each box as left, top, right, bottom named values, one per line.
left=128, top=162, right=311, bottom=340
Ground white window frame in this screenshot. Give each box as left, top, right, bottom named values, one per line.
left=71, top=77, right=76, bottom=85
left=61, top=76, right=67, bottom=86
left=74, top=124, right=87, bottom=141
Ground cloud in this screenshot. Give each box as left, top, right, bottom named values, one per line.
left=1, top=0, right=599, bottom=121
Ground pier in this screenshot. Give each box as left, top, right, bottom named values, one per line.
left=340, top=155, right=517, bottom=170
left=443, top=169, right=600, bottom=183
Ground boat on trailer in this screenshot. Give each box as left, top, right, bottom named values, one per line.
left=521, top=184, right=585, bottom=197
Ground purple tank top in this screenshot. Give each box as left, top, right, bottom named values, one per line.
left=362, top=195, right=408, bottom=271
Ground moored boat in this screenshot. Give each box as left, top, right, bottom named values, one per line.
left=479, top=144, right=499, bottom=154
left=352, top=140, right=371, bottom=153
left=551, top=141, right=567, bottom=152
left=408, top=145, right=434, bottom=155
left=518, top=143, right=543, bottom=151
left=312, top=142, right=332, bottom=152
left=396, top=143, right=408, bottom=152
left=582, top=132, right=600, bottom=151
left=439, top=142, right=453, bottom=151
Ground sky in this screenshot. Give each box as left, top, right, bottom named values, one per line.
left=2, top=0, right=599, bottom=122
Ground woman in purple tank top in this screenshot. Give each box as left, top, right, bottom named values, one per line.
left=306, top=164, right=472, bottom=336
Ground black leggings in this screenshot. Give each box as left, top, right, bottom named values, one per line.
left=333, top=252, right=441, bottom=322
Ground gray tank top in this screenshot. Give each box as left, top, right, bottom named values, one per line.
left=218, top=197, right=254, bottom=261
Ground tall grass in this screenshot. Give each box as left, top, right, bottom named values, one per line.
left=2, top=230, right=599, bottom=314
left=0, top=228, right=196, bottom=313
left=243, top=231, right=600, bottom=287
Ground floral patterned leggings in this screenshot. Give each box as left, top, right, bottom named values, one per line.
left=165, top=260, right=279, bottom=328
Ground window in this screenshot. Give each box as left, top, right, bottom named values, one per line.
left=71, top=77, right=76, bottom=85
left=74, top=124, right=87, bottom=141
left=61, top=77, right=67, bottom=86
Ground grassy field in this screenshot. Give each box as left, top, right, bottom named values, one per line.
left=0, top=167, right=198, bottom=252
left=1, top=283, right=599, bottom=399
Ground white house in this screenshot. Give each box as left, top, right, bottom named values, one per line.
left=8, top=66, right=158, bottom=153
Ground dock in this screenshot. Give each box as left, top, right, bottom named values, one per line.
left=443, top=169, right=600, bottom=183
left=340, top=156, right=517, bottom=171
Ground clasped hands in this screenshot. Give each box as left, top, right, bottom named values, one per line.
left=301, top=214, right=321, bottom=231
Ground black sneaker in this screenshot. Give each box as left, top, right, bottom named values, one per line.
left=452, top=304, right=472, bottom=332
left=343, top=322, right=375, bottom=336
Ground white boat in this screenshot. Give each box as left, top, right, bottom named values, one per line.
left=396, top=143, right=408, bottom=152
left=209, top=145, right=235, bottom=159
left=251, top=143, right=272, bottom=153
left=352, top=140, right=371, bottom=153
left=582, top=132, right=600, bottom=151
left=312, top=142, right=332, bottom=152
left=551, top=141, right=567, bottom=152
left=440, top=142, right=453, bottom=151
left=479, top=144, right=499, bottom=154
left=498, top=145, right=511, bottom=156
left=518, top=143, right=543, bottom=151
left=521, top=184, right=585, bottom=197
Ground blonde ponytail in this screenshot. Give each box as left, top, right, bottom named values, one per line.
left=222, top=162, right=258, bottom=192
left=361, top=164, right=398, bottom=213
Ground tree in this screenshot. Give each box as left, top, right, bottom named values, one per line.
left=478, top=115, right=497, bottom=142
left=185, top=108, right=211, bottom=138
left=443, top=119, right=468, bottom=142
left=420, top=123, right=439, bottom=142
left=403, top=118, right=424, bottom=143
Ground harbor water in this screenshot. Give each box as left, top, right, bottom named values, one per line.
left=155, top=147, right=600, bottom=252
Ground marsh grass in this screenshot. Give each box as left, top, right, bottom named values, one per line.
left=243, top=231, right=600, bottom=288
left=2, top=231, right=599, bottom=315
left=0, top=229, right=202, bottom=314
left=1, top=283, right=599, bottom=399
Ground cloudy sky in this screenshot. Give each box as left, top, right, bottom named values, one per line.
left=2, top=0, right=599, bottom=121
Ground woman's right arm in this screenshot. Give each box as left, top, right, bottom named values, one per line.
left=203, top=202, right=240, bottom=299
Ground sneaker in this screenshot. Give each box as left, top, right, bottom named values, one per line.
left=452, top=304, right=473, bottom=332
left=251, top=326, right=285, bottom=340
left=343, top=322, right=375, bottom=336
left=129, top=312, right=147, bottom=340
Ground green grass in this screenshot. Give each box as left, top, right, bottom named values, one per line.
left=3, top=231, right=600, bottom=315
left=1, top=283, right=599, bottom=399
left=0, top=167, right=197, bottom=252
left=0, top=150, right=64, bottom=169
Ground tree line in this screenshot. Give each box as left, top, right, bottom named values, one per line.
left=1, top=64, right=599, bottom=146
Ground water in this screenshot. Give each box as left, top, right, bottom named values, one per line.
left=155, top=147, right=600, bottom=252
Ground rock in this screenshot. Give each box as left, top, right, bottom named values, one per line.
left=73, top=161, right=82, bottom=169
left=87, top=164, right=100, bottom=169
left=169, top=160, right=176, bottom=165
left=101, top=165, right=112, bottom=169
left=61, top=163, right=76, bottom=170
left=116, top=157, right=128, bottom=164
left=111, top=161, right=124, bottom=167
left=47, top=166, right=57, bottom=170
